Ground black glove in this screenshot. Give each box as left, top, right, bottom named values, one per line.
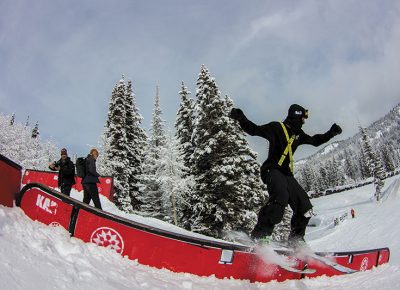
left=229, top=108, right=244, bottom=121
left=330, top=123, right=342, bottom=136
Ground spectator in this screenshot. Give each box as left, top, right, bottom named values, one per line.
left=48, top=148, right=75, bottom=196
left=82, top=148, right=102, bottom=209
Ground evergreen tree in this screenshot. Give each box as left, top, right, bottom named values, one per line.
left=157, top=132, right=191, bottom=225
left=139, top=87, right=167, bottom=219
left=359, top=126, right=385, bottom=201
left=301, top=165, right=315, bottom=192
left=31, top=122, right=40, bottom=139
left=380, top=144, right=396, bottom=173
left=358, top=146, right=371, bottom=179
left=25, top=116, right=30, bottom=127
left=103, top=78, right=132, bottom=212
left=175, top=81, right=194, bottom=174
left=343, top=149, right=357, bottom=181
left=9, top=113, right=15, bottom=126
left=186, top=65, right=266, bottom=238
left=271, top=206, right=293, bottom=242
left=124, top=81, right=147, bottom=211
left=0, top=113, right=58, bottom=170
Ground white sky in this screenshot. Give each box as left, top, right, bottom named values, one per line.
left=1, top=0, right=399, bottom=160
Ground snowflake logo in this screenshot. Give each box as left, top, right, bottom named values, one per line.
left=105, top=178, right=111, bottom=184
left=360, top=257, right=369, bottom=271
left=90, top=227, right=124, bottom=254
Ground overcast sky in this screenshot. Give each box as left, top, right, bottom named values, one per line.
left=1, top=0, right=399, bottom=162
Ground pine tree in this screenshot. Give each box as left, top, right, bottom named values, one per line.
left=124, top=81, right=147, bottom=211
left=359, top=126, right=385, bottom=201
left=9, top=113, right=15, bottom=126
left=103, top=78, right=132, bottom=212
left=175, top=81, right=194, bottom=174
left=300, top=166, right=315, bottom=192
left=271, top=206, right=293, bottom=242
left=343, top=149, right=357, bottom=181
left=139, top=87, right=167, bottom=219
left=157, top=132, right=191, bottom=225
left=31, top=122, right=40, bottom=139
left=186, top=65, right=266, bottom=238
left=380, top=144, right=396, bottom=173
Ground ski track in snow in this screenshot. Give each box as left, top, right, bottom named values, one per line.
left=1, top=176, right=400, bottom=289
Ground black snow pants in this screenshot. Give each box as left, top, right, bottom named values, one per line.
left=83, top=183, right=102, bottom=210
left=251, top=169, right=312, bottom=240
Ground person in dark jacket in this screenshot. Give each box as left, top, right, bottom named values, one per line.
left=48, top=148, right=75, bottom=196
left=82, top=148, right=102, bottom=209
left=229, top=104, right=342, bottom=245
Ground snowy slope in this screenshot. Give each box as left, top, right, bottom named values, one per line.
left=1, top=177, right=400, bottom=289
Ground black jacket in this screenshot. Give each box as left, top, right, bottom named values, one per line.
left=49, top=157, right=76, bottom=187
left=82, top=155, right=100, bottom=184
left=235, top=112, right=336, bottom=178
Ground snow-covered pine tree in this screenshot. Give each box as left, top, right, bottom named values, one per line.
left=300, top=165, right=315, bottom=192
left=138, top=87, right=167, bottom=220
left=271, top=206, right=293, bottom=242
left=9, top=113, right=15, bottom=126
left=103, top=78, right=132, bottom=212
left=156, top=132, right=191, bottom=225
left=175, top=81, right=194, bottom=174
left=124, top=80, right=147, bottom=211
left=359, top=126, right=385, bottom=201
left=222, top=95, right=266, bottom=236
left=187, top=65, right=266, bottom=238
left=343, top=149, right=358, bottom=181
left=0, top=113, right=58, bottom=170
left=380, top=144, right=396, bottom=173
left=358, top=144, right=371, bottom=179
left=31, top=122, right=39, bottom=139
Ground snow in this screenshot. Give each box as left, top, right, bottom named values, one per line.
left=318, top=142, right=339, bottom=156
left=1, top=176, right=400, bottom=289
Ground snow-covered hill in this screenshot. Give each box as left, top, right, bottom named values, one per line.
left=1, top=176, right=400, bottom=289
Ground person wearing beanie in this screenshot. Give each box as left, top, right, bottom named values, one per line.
left=48, top=148, right=76, bottom=196
left=229, top=104, right=342, bottom=246
left=81, top=148, right=102, bottom=209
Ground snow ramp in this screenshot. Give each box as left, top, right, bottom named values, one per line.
left=0, top=154, right=391, bottom=284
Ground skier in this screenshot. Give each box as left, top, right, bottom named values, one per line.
left=229, top=104, right=342, bottom=245
left=48, top=148, right=75, bottom=196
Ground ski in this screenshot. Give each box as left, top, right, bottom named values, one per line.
left=298, top=250, right=357, bottom=274
left=228, top=232, right=316, bottom=274
left=228, top=231, right=355, bottom=274
left=278, top=264, right=316, bottom=274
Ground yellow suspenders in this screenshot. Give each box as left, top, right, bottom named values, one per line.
left=278, top=122, right=295, bottom=173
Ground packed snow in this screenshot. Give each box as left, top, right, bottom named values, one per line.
left=1, top=176, right=400, bottom=289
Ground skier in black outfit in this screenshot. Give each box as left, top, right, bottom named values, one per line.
left=82, top=148, right=102, bottom=209
left=48, top=148, right=75, bottom=196
left=229, top=104, right=342, bottom=244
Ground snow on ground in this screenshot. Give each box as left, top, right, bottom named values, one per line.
left=1, top=176, right=400, bottom=289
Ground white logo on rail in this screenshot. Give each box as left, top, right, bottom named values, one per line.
left=36, top=194, right=58, bottom=215
left=360, top=257, right=369, bottom=271
left=90, top=227, right=124, bottom=254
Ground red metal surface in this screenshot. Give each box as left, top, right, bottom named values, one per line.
left=19, top=187, right=73, bottom=230
left=73, top=208, right=303, bottom=282
left=0, top=155, right=22, bottom=207
left=22, top=169, right=114, bottom=201
left=15, top=183, right=391, bottom=283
